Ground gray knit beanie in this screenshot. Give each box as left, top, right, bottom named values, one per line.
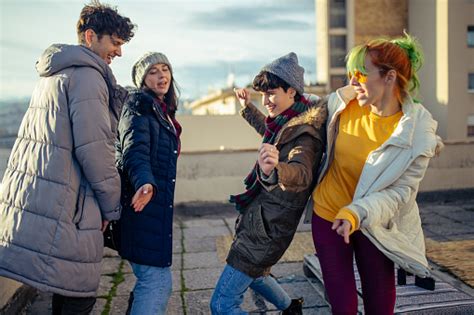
left=261, top=52, right=305, bottom=95
left=132, top=52, right=172, bottom=88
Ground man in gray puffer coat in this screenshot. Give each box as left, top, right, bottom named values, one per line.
left=0, top=2, right=135, bottom=313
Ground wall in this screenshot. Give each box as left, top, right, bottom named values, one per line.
left=178, top=114, right=261, bottom=152
left=422, top=141, right=474, bottom=191
left=354, top=0, right=408, bottom=44
left=447, top=1, right=474, bottom=141
left=409, top=0, right=448, bottom=139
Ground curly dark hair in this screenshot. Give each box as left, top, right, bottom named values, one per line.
left=77, top=0, right=136, bottom=44
left=252, top=71, right=301, bottom=102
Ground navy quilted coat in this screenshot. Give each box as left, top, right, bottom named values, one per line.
left=116, top=90, right=179, bottom=267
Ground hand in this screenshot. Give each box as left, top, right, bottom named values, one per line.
left=332, top=219, right=352, bottom=244
left=131, top=183, right=154, bottom=212
left=101, top=220, right=109, bottom=232
left=258, top=143, right=279, bottom=176
left=233, top=88, right=251, bottom=107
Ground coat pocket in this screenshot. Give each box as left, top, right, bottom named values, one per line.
left=73, top=182, right=86, bottom=225
left=250, top=206, right=272, bottom=243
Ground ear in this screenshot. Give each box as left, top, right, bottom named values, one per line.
left=84, top=29, right=96, bottom=47
left=385, top=69, right=397, bottom=85
left=288, top=87, right=296, bottom=98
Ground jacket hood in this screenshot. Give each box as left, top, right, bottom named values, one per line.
left=276, top=98, right=327, bottom=145
left=35, top=44, right=118, bottom=88
left=286, top=100, right=327, bottom=131
left=123, top=90, right=157, bottom=115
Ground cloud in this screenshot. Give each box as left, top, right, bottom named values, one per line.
left=188, top=1, right=314, bottom=31
left=0, top=39, right=43, bottom=53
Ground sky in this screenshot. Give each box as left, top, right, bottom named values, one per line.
left=0, top=0, right=317, bottom=102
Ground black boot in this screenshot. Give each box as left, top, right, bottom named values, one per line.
left=281, top=297, right=304, bottom=315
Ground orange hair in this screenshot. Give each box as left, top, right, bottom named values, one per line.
left=346, top=32, right=424, bottom=104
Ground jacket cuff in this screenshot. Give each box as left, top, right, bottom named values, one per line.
left=335, top=207, right=359, bottom=235
left=259, top=168, right=278, bottom=185
left=102, top=204, right=122, bottom=221
left=134, top=175, right=157, bottom=195
left=257, top=168, right=279, bottom=192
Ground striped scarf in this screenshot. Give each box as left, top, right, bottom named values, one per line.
left=230, top=99, right=309, bottom=212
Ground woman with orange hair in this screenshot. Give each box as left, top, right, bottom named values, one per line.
left=309, top=33, right=443, bottom=314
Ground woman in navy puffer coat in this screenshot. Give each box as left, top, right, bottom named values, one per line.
left=116, top=52, right=181, bottom=315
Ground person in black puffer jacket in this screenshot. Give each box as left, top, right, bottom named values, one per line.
left=116, top=52, right=182, bottom=315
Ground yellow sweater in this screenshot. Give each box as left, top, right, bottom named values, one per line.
left=312, top=99, right=403, bottom=233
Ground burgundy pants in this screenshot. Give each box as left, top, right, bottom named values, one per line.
left=312, top=214, right=396, bottom=315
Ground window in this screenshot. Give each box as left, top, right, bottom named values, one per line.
left=469, top=73, right=474, bottom=93
left=330, top=0, right=346, bottom=28
left=330, top=35, right=347, bottom=68
left=468, top=25, right=474, bottom=47
left=468, top=115, right=474, bottom=137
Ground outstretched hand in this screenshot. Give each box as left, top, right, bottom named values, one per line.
left=233, top=88, right=251, bottom=107
left=332, top=219, right=352, bottom=244
left=131, top=183, right=154, bottom=212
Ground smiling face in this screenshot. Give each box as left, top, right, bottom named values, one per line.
left=143, top=63, right=172, bottom=100
left=86, top=30, right=125, bottom=65
left=349, top=55, right=387, bottom=107
left=261, top=87, right=295, bottom=118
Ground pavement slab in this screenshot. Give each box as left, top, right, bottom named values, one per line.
left=183, top=251, right=222, bottom=269
left=183, top=225, right=231, bottom=239
left=172, top=238, right=182, bottom=254
left=183, top=267, right=224, bottom=291
left=91, top=297, right=107, bottom=315
left=166, top=293, right=184, bottom=315
left=109, top=295, right=129, bottom=315
left=184, top=236, right=218, bottom=253
left=184, top=289, right=213, bottom=315
left=97, top=275, right=114, bottom=297
left=115, top=273, right=135, bottom=297
left=183, top=218, right=227, bottom=228
left=101, top=257, right=122, bottom=275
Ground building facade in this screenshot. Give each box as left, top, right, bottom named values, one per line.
left=315, top=0, right=474, bottom=141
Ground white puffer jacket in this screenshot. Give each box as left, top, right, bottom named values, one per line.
left=312, top=85, right=443, bottom=277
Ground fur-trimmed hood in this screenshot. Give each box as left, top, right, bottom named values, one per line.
left=123, top=89, right=158, bottom=115
left=276, top=97, right=328, bottom=145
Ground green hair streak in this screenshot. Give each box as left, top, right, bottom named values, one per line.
left=345, top=44, right=368, bottom=76
left=391, top=31, right=424, bottom=102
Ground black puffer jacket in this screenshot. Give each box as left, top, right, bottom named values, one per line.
left=116, top=90, right=179, bottom=267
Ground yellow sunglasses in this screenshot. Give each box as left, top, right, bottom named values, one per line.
left=347, top=70, right=368, bottom=83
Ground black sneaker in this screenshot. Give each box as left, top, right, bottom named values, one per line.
left=281, top=297, right=304, bottom=315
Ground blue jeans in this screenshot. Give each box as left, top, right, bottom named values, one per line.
left=210, top=264, right=291, bottom=314
left=130, top=262, right=172, bottom=315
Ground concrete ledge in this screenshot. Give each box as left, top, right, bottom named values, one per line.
left=0, top=284, right=37, bottom=315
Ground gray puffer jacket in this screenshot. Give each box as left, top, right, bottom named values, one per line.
left=0, top=44, right=127, bottom=297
